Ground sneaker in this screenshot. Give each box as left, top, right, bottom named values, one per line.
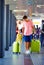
left=25, top=50, right=30, bottom=54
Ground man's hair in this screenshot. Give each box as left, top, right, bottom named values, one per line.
left=23, top=15, right=27, bottom=19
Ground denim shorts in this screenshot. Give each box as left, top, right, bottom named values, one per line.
left=23, top=34, right=33, bottom=42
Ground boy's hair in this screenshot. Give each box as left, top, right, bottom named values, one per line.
left=23, top=15, right=27, bottom=19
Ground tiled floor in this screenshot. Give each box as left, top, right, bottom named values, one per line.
left=31, top=47, right=44, bottom=65
left=0, top=47, right=24, bottom=65
left=24, top=54, right=33, bottom=65
left=0, top=46, right=33, bottom=65
left=31, top=54, right=44, bottom=65
left=0, top=42, right=44, bottom=65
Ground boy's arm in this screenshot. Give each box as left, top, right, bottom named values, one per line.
left=31, top=21, right=35, bottom=32
left=33, top=26, right=35, bottom=33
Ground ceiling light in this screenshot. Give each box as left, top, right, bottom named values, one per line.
left=37, top=5, right=41, bottom=8
left=13, top=0, right=16, bottom=1
left=13, top=10, right=27, bottom=12
left=16, top=7, right=18, bottom=8
left=37, top=5, right=44, bottom=8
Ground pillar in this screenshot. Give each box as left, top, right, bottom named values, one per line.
left=5, top=5, right=9, bottom=50
left=9, top=10, right=12, bottom=46
left=0, top=0, right=4, bottom=58
left=11, top=14, right=16, bottom=45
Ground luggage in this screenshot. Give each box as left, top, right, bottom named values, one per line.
left=12, top=41, right=21, bottom=54
left=12, top=33, right=22, bottom=54
left=31, top=39, right=41, bottom=53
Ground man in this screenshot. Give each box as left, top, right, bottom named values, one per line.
left=41, top=20, right=44, bottom=47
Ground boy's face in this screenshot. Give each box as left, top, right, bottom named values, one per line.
left=24, top=18, right=28, bottom=22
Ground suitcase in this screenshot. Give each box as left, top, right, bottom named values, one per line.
left=31, top=39, right=41, bottom=53
left=12, top=41, right=21, bottom=54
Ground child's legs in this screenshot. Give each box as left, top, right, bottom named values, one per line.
left=25, top=42, right=31, bottom=50
left=24, top=35, right=32, bottom=51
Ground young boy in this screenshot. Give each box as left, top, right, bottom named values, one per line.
left=22, top=15, right=34, bottom=54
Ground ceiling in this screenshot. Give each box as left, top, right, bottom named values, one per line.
left=5, top=0, right=44, bottom=19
